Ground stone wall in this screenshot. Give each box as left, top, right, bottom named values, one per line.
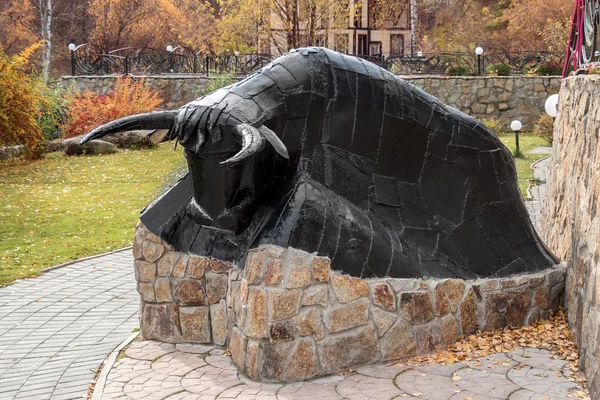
left=59, top=75, right=560, bottom=129
left=133, top=222, right=566, bottom=382
left=541, top=75, right=600, bottom=398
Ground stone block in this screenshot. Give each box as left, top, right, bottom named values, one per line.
left=135, top=260, right=156, bottom=283
left=132, top=238, right=143, bottom=260
left=283, top=339, right=319, bottom=381
left=269, top=289, right=302, bottom=321
left=142, top=241, right=164, bottom=263
left=460, top=288, right=479, bottom=335
left=380, top=320, right=417, bottom=360
left=318, top=324, right=379, bottom=374
left=180, top=306, right=211, bottom=343
left=188, top=255, right=209, bottom=279
left=138, top=282, right=156, bottom=302
left=371, top=282, right=396, bottom=311
left=440, top=315, right=460, bottom=345
left=324, top=298, right=370, bottom=333
left=442, top=279, right=466, bottom=312
left=172, top=255, right=188, bottom=278
left=331, top=273, right=369, bottom=303
left=270, top=321, right=296, bottom=341
left=228, top=327, right=247, bottom=368
left=206, top=273, right=228, bottom=304
left=240, top=279, right=249, bottom=305
left=286, top=248, right=312, bottom=288
left=265, top=258, right=283, bottom=286
left=155, top=278, right=172, bottom=302
left=266, top=244, right=285, bottom=258
left=371, top=307, right=397, bottom=337
left=244, top=287, right=269, bottom=338
left=312, top=256, right=331, bottom=282
left=210, top=258, right=232, bottom=273
left=141, top=303, right=181, bottom=343
left=261, top=342, right=292, bottom=381
left=433, top=283, right=450, bottom=316
left=399, top=292, right=434, bottom=324
left=301, top=284, right=329, bottom=307
left=246, top=248, right=267, bottom=284
left=173, top=279, right=206, bottom=306
left=157, top=252, right=179, bottom=277
left=533, top=287, right=549, bottom=308
left=298, top=307, right=325, bottom=339
left=484, top=290, right=529, bottom=330
left=210, top=300, right=227, bottom=345
left=245, top=340, right=261, bottom=380
left=414, top=320, right=446, bottom=354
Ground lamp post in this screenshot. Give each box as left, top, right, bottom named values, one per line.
left=475, top=46, right=484, bottom=75
left=511, top=120, right=522, bottom=157
left=166, top=45, right=180, bottom=72
left=68, top=43, right=76, bottom=76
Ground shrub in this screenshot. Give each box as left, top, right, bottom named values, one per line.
left=201, top=73, right=237, bottom=96
left=481, top=118, right=505, bottom=135
left=0, top=44, right=47, bottom=158
left=445, top=65, right=468, bottom=76
left=533, top=113, right=554, bottom=144
left=39, top=83, right=72, bottom=141
left=486, top=63, right=511, bottom=76
left=526, top=62, right=562, bottom=76
left=63, top=77, right=163, bottom=138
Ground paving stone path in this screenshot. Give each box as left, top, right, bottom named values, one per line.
left=0, top=250, right=138, bottom=400
left=101, top=340, right=581, bottom=400
left=525, top=156, right=550, bottom=233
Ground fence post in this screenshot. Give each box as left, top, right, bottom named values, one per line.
left=205, top=55, right=209, bottom=76
left=193, top=53, right=197, bottom=74
left=124, top=56, right=129, bottom=75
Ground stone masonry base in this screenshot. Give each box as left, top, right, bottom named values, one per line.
left=133, top=222, right=566, bottom=383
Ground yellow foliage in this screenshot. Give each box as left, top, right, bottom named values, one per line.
left=0, top=43, right=48, bottom=159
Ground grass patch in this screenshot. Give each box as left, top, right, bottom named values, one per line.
left=497, top=132, right=551, bottom=196
left=0, top=143, right=186, bottom=286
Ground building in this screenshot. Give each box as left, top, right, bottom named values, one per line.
left=266, top=0, right=413, bottom=59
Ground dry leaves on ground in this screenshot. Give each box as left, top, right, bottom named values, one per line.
left=396, top=310, right=589, bottom=398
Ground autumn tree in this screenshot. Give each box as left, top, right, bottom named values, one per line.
left=88, top=0, right=185, bottom=50
left=0, top=0, right=39, bottom=55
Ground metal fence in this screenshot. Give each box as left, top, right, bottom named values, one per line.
left=68, top=44, right=563, bottom=76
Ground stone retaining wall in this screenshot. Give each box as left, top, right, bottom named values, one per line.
left=59, top=75, right=560, bottom=129
left=133, top=222, right=566, bottom=382
left=541, top=75, right=600, bottom=398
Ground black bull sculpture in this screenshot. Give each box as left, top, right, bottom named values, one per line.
left=82, top=47, right=557, bottom=279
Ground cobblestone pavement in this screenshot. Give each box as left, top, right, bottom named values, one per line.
left=100, top=340, right=581, bottom=400
left=525, top=156, right=550, bottom=233
left=0, top=249, right=138, bottom=400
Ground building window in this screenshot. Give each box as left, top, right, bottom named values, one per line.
left=390, top=34, right=404, bottom=56
left=357, top=34, right=368, bottom=55
left=370, top=42, right=382, bottom=57
left=335, top=34, right=349, bottom=53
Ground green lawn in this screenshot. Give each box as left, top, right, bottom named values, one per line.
left=497, top=133, right=551, bottom=196
left=0, top=143, right=186, bottom=286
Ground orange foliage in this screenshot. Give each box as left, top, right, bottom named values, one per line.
left=63, top=77, right=163, bottom=138
left=0, top=0, right=38, bottom=55
left=88, top=0, right=185, bottom=50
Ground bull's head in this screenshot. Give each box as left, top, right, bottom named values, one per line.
left=81, top=89, right=289, bottom=234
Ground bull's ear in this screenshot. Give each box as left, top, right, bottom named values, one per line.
left=220, top=124, right=266, bottom=167
left=259, top=125, right=289, bottom=160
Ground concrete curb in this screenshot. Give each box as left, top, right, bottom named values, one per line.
left=91, top=331, right=140, bottom=400
left=526, top=155, right=551, bottom=200
left=40, top=246, right=133, bottom=274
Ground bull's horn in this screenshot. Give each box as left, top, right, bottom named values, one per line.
left=220, top=124, right=266, bottom=167
left=259, top=125, right=289, bottom=160
left=80, top=110, right=179, bottom=145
